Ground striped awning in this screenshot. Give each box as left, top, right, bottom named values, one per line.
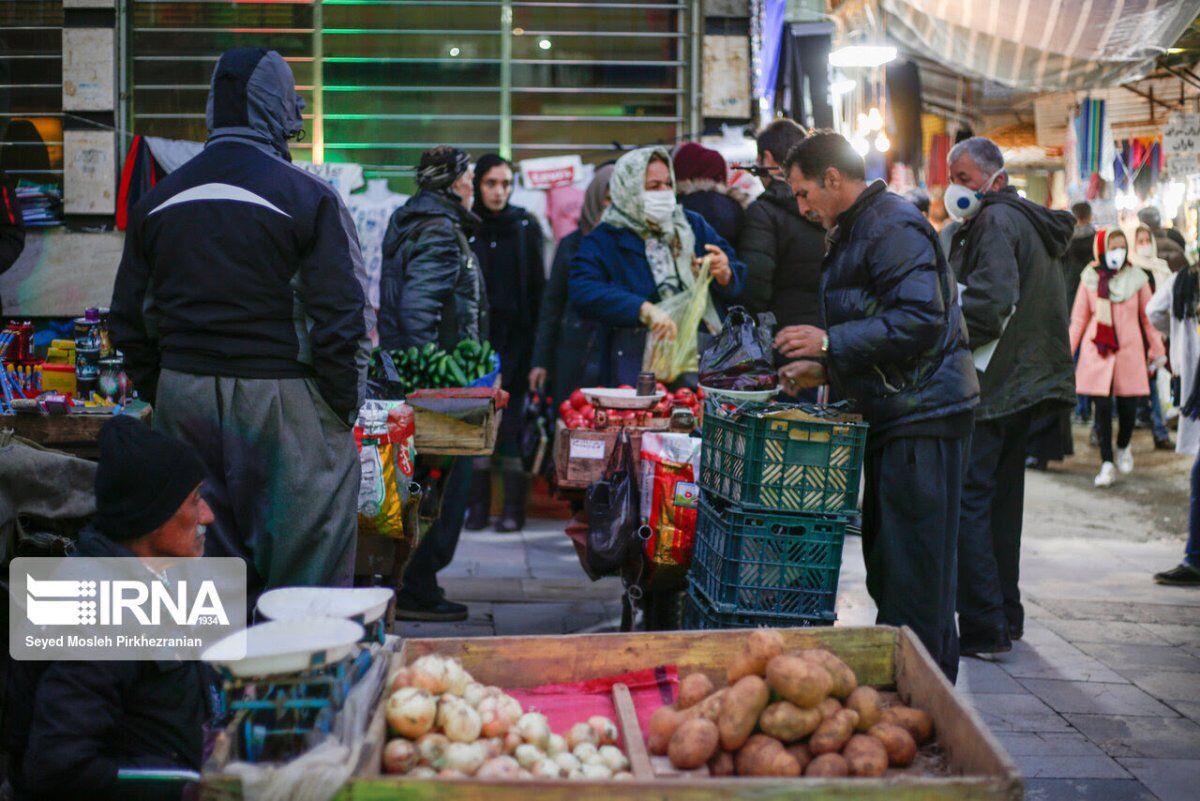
left=838, top=0, right=1198, bottom=93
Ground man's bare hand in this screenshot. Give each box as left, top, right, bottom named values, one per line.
left=775, top=325, right=827, bottom=359
left=779, top=360, right=827, bottom=392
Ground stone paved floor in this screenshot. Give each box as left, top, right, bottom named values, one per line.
left=396, top=425, right=1200, bottom=799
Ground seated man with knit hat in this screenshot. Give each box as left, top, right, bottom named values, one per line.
left=4, top=417, right=217, bottom=801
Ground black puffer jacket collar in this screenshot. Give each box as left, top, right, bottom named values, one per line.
left=821, top=183, right=979, bottom=432
left=389, top=189, right=481, bottom=235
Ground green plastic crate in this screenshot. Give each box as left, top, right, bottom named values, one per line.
left=683, top=581, right=835, bottom=630
left=700, top=401, right=867, bottom=515
left=689, top=494, right=845, bottom=618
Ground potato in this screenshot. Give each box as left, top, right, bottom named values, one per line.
left=843, top=734, right=888, bottom=777
left=805, top=753, right=849, bottom=777
left=808, top=709, right=858, bottom=755
left=868, top=723, right=917, bottom=767
left=845, top=686, right=883, bottom=732
left=757, top=701, right=822, bottom=743
left=733, top=734, right=799, bottom=778
left=785, top=742, right=813, bottom=773
left=717, top=675, right=770, bottom=751
left=765, top=655, right=833, bottom=709
left=880, top=705, right=934, bottom=745
left=708, top=750, right=735, bottom=777
left=647, top=706, right=684, bottom=755
left=727, top=629, right=785, bottom=683
left=798, top=649, right=858, bottom=699
left=817, top=698, right=843, bottom=721
left=677, top=672, right=716, bottom=711
left=667, top=718, right=720, bottom=770
left=682, top=687, right=727, bottom=723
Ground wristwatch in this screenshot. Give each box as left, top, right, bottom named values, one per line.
left=821, top=335, right=829, bottom=357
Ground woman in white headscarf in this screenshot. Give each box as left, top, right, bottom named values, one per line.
left=568, top=146, right=746, bottom=386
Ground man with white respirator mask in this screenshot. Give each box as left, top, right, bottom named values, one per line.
left=946, top=137, right=1076, bottom=658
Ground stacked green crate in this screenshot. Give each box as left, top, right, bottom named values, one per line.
left=685, top=401, right=867, bottom=628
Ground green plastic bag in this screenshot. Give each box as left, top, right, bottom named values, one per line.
left=643, top=258, right=716, bottom=382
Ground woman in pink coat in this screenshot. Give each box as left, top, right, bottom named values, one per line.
left=1070, top=227, right=1166, bottom=487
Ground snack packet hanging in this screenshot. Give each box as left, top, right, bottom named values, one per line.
left=638, top=431, right=702, bottom=568
left=355, top=400, right=416, bottom=539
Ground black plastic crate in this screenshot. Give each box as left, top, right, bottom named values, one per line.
left=689, top=494, right=846, bottom=618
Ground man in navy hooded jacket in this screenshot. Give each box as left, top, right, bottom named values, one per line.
left=110, top=49, right=373, bottom=599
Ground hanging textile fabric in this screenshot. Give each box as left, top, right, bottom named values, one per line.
left=116, top=135, right=165, bottom=231
left=1077, top=98, right=1106, bottom=180
left=927, top=133, right=951, bottom=187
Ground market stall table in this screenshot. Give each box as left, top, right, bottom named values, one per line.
left=1, top=401, right=152, bottom=460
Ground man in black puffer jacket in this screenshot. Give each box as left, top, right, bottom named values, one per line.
left=111, top=49, right=372, bottom=600
left=378, top=146, right=488, bottom=623
left=739, top=119, right=826, bottom=383
left=946, top=137, right=1075, bottom=656
left=776, top=131, right=979, bottom=682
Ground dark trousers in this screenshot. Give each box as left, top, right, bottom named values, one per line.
left=401, top=457, right=473, bottom=603
left=777, top=30, right=834, bottom=129
left=958, top=409, right=1033, bottom=643
left=862, top=433, right=968, bottom=683
left=1188, top=453, right=1200, bottom=568
left=1093, top=395, right=1139, bottom=462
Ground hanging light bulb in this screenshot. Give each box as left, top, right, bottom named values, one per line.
left=830, top=77, right=857, bottom=96
left=851, top=135, right=870, bottom=156
left=856, top=113, right=868, bottom=132
left=874, top=132, right=890, bottom=153
left=866, top=107, right=884, bottom=131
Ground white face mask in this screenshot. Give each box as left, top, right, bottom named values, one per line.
left=1136, top=244, right=1154, bottom=258
left=643, top=190, right=677, bottom=225
left=945, top=168, right=1005, bottom=220
left=1105, top=248, right=1127, bottom=269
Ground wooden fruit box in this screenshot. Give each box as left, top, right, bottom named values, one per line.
left=408, top=388, right=505, bottom=456
left=340, top=626, right=1023, bottom=800
left=554, top=420, right=676, bottom=489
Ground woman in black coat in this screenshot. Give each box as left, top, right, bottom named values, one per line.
left=467, top=154, right=545, bottom=532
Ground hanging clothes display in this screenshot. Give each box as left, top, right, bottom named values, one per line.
left=774, top=21, right=834, bottom=130
left=116, top=135, right=166, bottom=231
left=347, top=179, right=408, bottom=312
left=927, top=133, right=951, bottom=187
left=886, top=60, right=924, bottom=169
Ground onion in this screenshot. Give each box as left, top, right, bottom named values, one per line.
left=482, top=737, right=504, bottom=760
left=497, top=694, right=523, bottom=722
left=572, top=742, right=599, bottom=763
left=502, top=729, right=524, bottom=755
left=598, top=745, right=629, bottom=773
left=415, top=733, right=450, bottom=768
left=613, top=771, right=634, bottom=781
left=566, top=722, right=599, bottom=750
left=478, top=695, right=517, bottom=738
left=382, top=738, right=419, bottom=774
left=553, top=753, right=581, bottom=774
left=518, top=769, right=534, bottom=780
left=546, top=734, right=568, bottom=757
left=515, top=712, right=551, bottom=750
left=439, top=697, right=483, bottom=743
left=580, top=763, right=613, bottom=780
left=588, top=716, right=619, bottom=747
left=438, top=768, right=468, bottom=779
left=409, top=655, right=453, bottom=695
left=387, top=688, right=437, bottom=739
left=476, top=756, right=522, bottom=780
left=531, top=759, right=565, bottom=779
left=567, top=769, right=586, bottom=781
left=463, top=683, right=491, bottom=708
left=409, top=767, right=438, bottom=779
left=444, top=659, right=474, bottom=697
left=443, top=741, right=487, bottom=775
left=388, top=668, right=413, bottom=693
left=514, top=744, right=546, bottom=769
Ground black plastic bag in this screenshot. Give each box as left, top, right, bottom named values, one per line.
left=518, top=392, right=551, bottom=476
left=583, top=429, right=641, bottom=577
left=698, top=306, right=778, bottom=391
left=367, top=349, right=407, bottom=400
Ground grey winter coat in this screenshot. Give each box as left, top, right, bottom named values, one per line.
left=949, top=187, right=1076, bottom=422
left=378, top=190, right=488, bottom=350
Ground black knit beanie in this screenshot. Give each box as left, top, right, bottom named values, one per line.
left=94, top=416, right=208, bottom=541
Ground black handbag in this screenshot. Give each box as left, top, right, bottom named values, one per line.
left=583, top=428, right=641, bottom=577
left=518, top=392, right=551, bottom=476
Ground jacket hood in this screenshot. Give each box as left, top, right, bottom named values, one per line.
left=205, top=48, right=304, bottom=161
left=676, top=178, right=751, bottom=209
left=979, top=187, right=1074, bottom=259
left=393, top=188, right=480, bottom=233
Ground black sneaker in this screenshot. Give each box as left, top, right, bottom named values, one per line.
left=1155, top=437, right=1176, bottom=451
left=1008, top=622, right=1024, bottom=641
left=960, top=630, right=1013, bottom=657
left=1153, top=563, right=1200, bottom=586
left=394, top=594, right=470, bottom=622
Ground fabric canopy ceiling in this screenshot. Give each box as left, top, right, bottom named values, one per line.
left=838, top=0, right=1198, bottom=93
